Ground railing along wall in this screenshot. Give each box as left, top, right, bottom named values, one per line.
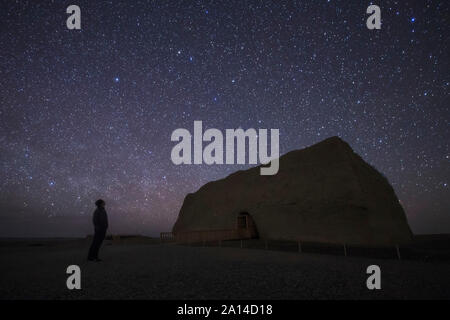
left=160, top=228, right=253, bottom=244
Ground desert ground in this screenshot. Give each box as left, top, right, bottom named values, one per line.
left=1, top=238, right=449, bottom=300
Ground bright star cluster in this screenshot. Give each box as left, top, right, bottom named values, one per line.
left=0, top=1, right=448, bottom=236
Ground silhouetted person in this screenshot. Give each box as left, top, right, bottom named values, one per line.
left=87, top=199, right=108, bottom=262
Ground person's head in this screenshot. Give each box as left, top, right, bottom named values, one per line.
left=95, top=199, right=105, bottom=208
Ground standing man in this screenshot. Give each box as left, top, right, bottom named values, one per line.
left=87, top=199, right=108, bottom=261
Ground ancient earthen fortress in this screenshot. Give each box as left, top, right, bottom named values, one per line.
left=170, top=137, right=412, bottom=246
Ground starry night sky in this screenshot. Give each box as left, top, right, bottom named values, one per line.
left=0, top=0, right=448, bottom=237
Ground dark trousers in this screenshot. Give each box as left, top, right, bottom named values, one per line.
left=88, top=228, right=106, bottom=259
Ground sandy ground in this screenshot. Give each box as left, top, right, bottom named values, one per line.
left=1, top=241, right=449, bottom=299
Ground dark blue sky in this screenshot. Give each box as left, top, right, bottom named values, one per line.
left=0, top=0, right=448, bottom=237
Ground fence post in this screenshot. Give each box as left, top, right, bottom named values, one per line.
left=240, top=240, right=243, bottom=249
left=396, top=244, right=401, bottom=260
left=298, top=241, right=302, bottom=253
left=343, top=243, right=347, bottom=257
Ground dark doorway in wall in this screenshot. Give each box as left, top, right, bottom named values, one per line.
left=237, top=212, right=259, bottom=239
left=237, top=213, right=248, bottom=229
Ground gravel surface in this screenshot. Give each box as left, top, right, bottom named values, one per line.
left=1, top=242, right=449, bottom=299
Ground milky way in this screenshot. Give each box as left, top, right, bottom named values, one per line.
left=0, top=1, right=448, bottom=237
